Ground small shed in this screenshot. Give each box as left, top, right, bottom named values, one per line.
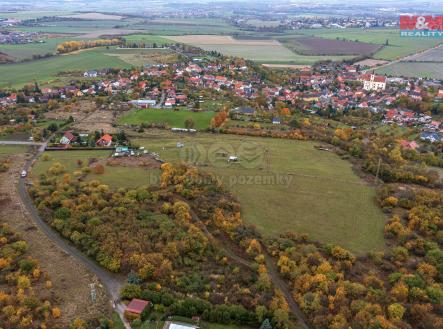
left=126, top=298, right=150, bottom=316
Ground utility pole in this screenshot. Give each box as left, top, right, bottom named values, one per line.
left=265, top=148, right=270, bottom=172
left=90, top=283, right=96, bottom=303
left=375, top=158, right=382, bottom=184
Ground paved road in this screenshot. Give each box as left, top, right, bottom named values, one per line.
left=17, top=147, right=131, bottom=329
left=0, top=140, right=45, bottom=146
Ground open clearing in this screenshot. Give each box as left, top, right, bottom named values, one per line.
left=31, top=150, right=160, bottom=188
left=130, top=131, right=386, bottom=254
left=280, top=36, right=380, bottom=56
left=59, top=12, right=124, bottom=20
left=119, top=109, right=215, bottom=130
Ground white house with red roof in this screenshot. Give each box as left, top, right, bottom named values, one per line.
left=361, top=74, right=386, bottom=91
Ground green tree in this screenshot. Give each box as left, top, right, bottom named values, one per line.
left=260, top=318, right=272, bottom=329
left=185, top=118, right=195, bottom=129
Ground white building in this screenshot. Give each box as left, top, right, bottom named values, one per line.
left=361, top=74, right=387, bottom=91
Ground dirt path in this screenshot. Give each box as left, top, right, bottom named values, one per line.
left=178, top=194, right=312, bottom=329
left=0, top=153, right=109, bottom=326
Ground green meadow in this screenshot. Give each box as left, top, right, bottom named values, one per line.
left=31, top=150, right=159, bottom=188
left=0, top=48, right=132, bottom=88
left=118, top=109, right=216, bottom=130
left=131, top=131, right=386, bottom=254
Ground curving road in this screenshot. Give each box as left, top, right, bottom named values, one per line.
left=16, top=145, right=131, bottom=329
left=13, top=142, right=310, bottom=329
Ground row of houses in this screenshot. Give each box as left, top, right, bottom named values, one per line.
left=59, top=132, right=113, bottom=147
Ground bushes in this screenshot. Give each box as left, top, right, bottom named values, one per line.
left=120, top=284, right=141, bottom=300
left=137, top=289, right=258, bottom=326
left=0, top=224, right=60, bottom=328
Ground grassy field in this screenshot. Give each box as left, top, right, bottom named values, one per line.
left=104, top=48, right=178, bottom=66
left=132, top=131, right=386, bottom=254
left=0, top=145, right=29, bottom=156
left=298, top=28, right=442, bottom=60
left=30, top=131, right=386, bottom=253
left=118, top=109, right=216, bottom=130
left=0, top=47, right=132, bottom=88
left=1, top=37, right=74, bottom=62
left=31, top=150, right=158, bottom=188
left=375, top=62, right=443, bottom=79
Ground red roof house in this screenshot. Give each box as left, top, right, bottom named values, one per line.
left=60, top=131, right=76, bottom=145
left=96, top=134, right=113, bottom=147
left=126, top=299, right=150, bottom=315
left=400, top=140, right=419, bottom=150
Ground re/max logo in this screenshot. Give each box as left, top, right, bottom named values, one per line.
left=400, top=15, right=443, bottom=37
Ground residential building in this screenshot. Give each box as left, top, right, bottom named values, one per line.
left=361, top=74, right=387, bottom=91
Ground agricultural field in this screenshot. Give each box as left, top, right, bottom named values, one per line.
left=375, top=62, right=443, bottom=80
left=279, top=35, right=380, bottom=56
left=58, top=12, right=125, bottom=20
left=354, top=58, right=389, bottom=68
left=245, top=19, right=281, bottom=27
left=131, top=131, right=386, bottom=254
left=0, top=47, right=131, bottom=88
left=122, top=34, right=175, bottom=45
left=0, top=36, right=74, bottom=62
left=298, top=28, right=442, bottom=60
left=402, top=44, right=443, bottom=62
left=118, top=109, right=216, bottom=130
left=164, top=35, right=352, bottom=64
left=0, top=10, right=73, bottom=19
left=130, top=18, right=240, bottom=35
